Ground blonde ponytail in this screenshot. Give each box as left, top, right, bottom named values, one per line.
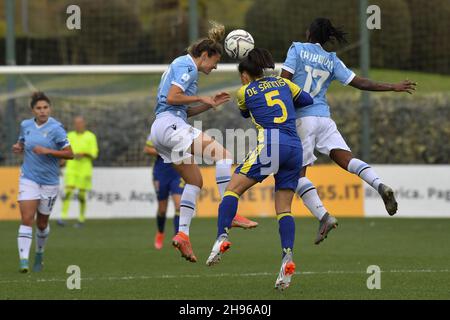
left=188, top=21, right=225, bottom=58
left=207, top=21, right=225, bottom=43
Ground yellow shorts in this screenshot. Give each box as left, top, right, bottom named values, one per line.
left=64, top=173, right=92, bottom=190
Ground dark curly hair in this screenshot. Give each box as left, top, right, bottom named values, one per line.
left=308, top=18, right=347, bottom=45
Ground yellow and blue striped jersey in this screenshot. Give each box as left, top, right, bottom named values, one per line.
left=236, top=76, right=302, bottom=147
left=146, top=138, right=180, bottom=181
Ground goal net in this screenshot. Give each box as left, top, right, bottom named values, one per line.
left=0, top=64, right=279, bottom=166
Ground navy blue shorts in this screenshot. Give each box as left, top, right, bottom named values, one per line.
left=153, top=175, right=184, bottom=201
left=235, top=144, right=302, bottom=191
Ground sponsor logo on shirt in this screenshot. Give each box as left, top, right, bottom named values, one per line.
left=181, top=73, right=190, bottom=83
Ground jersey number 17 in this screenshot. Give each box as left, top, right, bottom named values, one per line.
left=303, top=65, right=330, bottom=97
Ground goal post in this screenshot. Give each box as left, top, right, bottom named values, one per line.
left=0, top=64, right=285, bottom=74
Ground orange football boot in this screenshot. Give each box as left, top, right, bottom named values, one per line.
left=154, top=232, right=164, bottom=250
left=231, top=214, right=258, bottom=229
left=172, top=232, right=197, bottom=262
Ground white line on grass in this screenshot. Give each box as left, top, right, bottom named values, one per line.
left=1, top=269, right=449, bottom=285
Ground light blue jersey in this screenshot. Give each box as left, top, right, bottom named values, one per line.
left=18, top=117, right=70, bottom=185
left=282, top=42, right=355, bottom=118
left=154, top=54, right=198, bottom=121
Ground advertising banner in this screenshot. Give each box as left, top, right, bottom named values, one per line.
left=1, top=165, right=448, bottom=220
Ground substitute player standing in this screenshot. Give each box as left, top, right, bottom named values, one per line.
left=12, top=92, right=73, bottom=273
left=281, top=18, right=417, bottom=244
left=58, top=116, right=98, bottom=228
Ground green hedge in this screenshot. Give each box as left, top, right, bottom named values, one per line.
left=408, top=0, right=450, bottom=74
left=327, top=93, right=450, bottom=164
left=2, top=94, right=448, bottom=166
left=245, top=0, right=449, bottom=74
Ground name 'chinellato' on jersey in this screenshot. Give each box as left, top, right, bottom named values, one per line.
left=237, top=76, right=303, bottom=147
left=154, top=54, right=198, bottom=122
left=282, top=42, right=356, bottom=118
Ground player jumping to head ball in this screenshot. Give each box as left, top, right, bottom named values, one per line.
left=280, top=18, right=417, bottom=244
left=150, top=22, right=258, bottom=263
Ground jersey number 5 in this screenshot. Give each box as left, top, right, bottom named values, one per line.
left=265, top=90, right=287, bottom=124
left=304, top=65, right=330, bottom=97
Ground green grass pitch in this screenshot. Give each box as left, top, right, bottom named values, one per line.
left=0, top=218, right=449, bottom=300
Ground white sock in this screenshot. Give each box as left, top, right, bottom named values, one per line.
left=347, top=158, right=382, bottom=191
left=216, top=159, right=232, bottom=199
left=36, top=225, right=50, bottom=254
left=178, top=184, right=201, bottom=236
left=18, top=225, right=33, bottom=260
left=296, top=177, right=327, bottom=220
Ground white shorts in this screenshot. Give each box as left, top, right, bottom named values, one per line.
left=296, top=116, right=351, bottom=166
left=18, top=178, right=59, bottom=215
left=150, top=112, right=201, bottom=163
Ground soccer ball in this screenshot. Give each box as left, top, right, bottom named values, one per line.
left=224, top=29, right=255, bottom=60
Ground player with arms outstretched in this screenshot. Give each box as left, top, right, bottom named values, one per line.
left=206, top=48, right=313, bottom=290
left=281, top=18, right=417, bottom=244
left=150, top=22, right=257, bottom=263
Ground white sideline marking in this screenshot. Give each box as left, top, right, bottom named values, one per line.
left=0, top=269, right=449, bottom=285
